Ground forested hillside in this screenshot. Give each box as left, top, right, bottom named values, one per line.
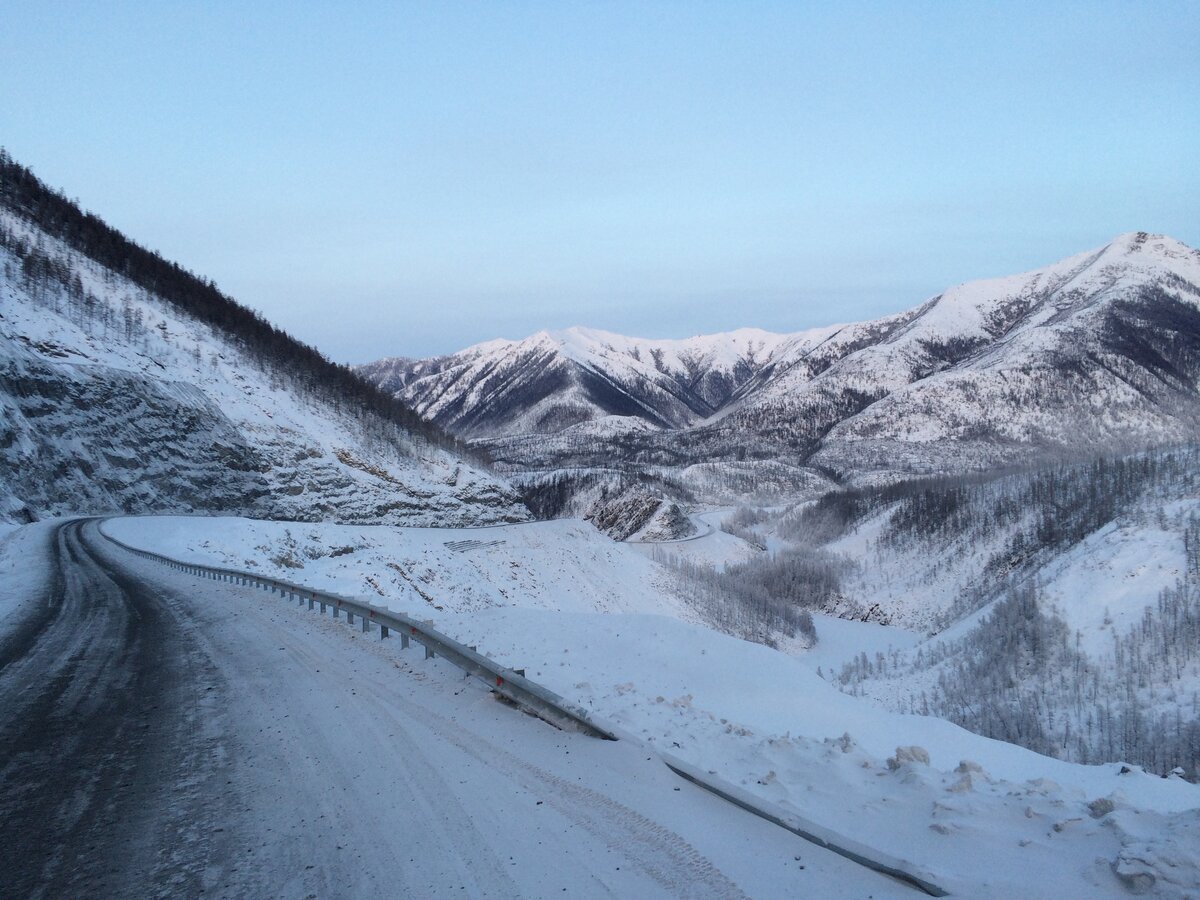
left=763, top=447, right=1200, bottom=776
left=0, top=153, right=527, bottom=525
left=0, top=150, right=470, bottom=457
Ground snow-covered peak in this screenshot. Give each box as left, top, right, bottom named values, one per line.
left=1103, top=231, right=1198, bottom=262
left=441, top=324, right=803, bottom=376
left=841, top=231, right=1200, bottom=359
left=361, top=321, right=835, bottom=438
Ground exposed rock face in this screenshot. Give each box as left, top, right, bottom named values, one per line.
left=585, top=494, right=663, bottom=541
left=0, top=347, right=270, bottom=518
left=584, top=493, right=696, bottom=542
left=636, top=502, right=697, bottom=542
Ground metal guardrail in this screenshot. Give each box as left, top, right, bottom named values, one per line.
left=661, top=754, right=950, bottom=896
left=98, top=524, right=617, bottom=741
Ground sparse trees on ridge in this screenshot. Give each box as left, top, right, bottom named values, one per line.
left=0, top=149, right=474, bottom=462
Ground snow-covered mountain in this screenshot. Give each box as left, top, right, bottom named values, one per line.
left=360, top=326, right=808, bottom=438
left=0, top=159, right=527, bottom=526
left=365, top=234, right=1200, bottom=486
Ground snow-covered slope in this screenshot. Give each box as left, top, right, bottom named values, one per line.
left=365, top=234, right=1200, bottom=486
left=780, top=232, right=1200, bottom=478
left=0, top=208, right=526, bottom=527
left=104, top=515, right=688, bottom=619
left=100, top=513, right=1200, bottom=898
left=772, top=446, right=1200, bottom=784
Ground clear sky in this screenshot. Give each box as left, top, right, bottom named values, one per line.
left=2, top=2, right=1197, bottom=363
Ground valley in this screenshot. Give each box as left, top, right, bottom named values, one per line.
left=2, top=152, right=1199, bottom=897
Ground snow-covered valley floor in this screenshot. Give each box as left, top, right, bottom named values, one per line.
left=90, top=514, right=1200, bottom=898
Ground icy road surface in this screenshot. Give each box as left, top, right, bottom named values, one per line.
left=0, top=520, right=909, bottom=898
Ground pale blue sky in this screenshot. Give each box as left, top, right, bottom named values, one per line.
left=2, top=2, right=1197, bottom=362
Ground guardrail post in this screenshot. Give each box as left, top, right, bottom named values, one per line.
left=361, top=616, right=369, bottom=633
left=400, top=633, right=409, bottom=649
left=333, top=604, right=340, bottom=619
left=308, top=594, right=314, bottom=610
left=320, top=600, right=326, bottom=614
left=380, top=625, right=389, bottom=639
left=424, top=644, right=434, bottom=660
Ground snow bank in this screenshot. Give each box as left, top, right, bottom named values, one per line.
left=0, top=520, right=61, bottom=637
left=104, top=515, right=690, bottom=619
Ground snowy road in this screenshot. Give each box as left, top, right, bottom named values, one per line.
left=0, top=519, right=909, bottom=898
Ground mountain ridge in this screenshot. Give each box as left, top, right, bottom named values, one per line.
left=362, top=232, right=1200, bottom=490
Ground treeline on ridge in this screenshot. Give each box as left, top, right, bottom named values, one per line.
left=0, top=149, right=471, bottom=460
